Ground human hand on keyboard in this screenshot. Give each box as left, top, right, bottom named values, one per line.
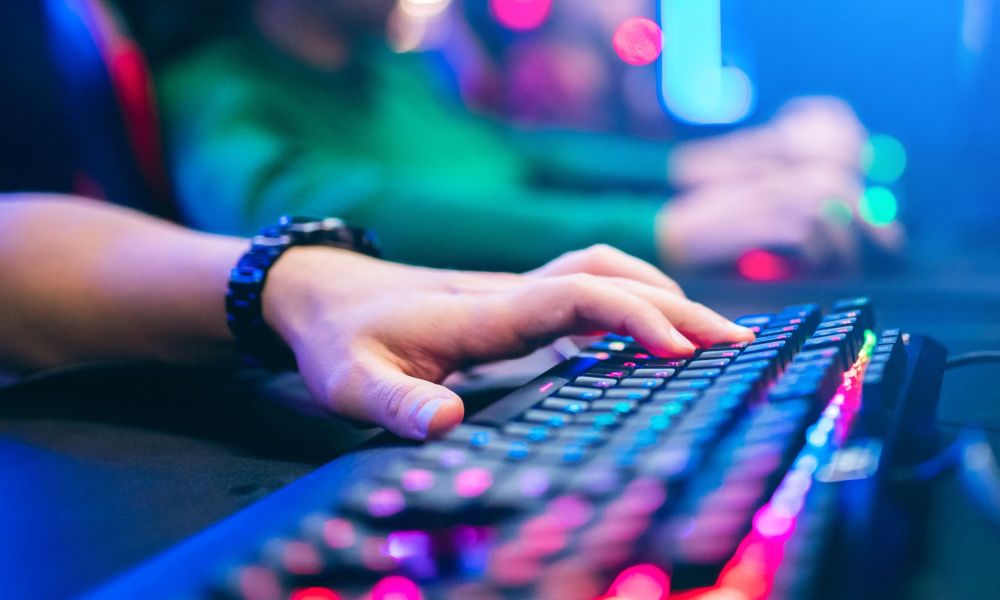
left=660, top=96, right=905, bottom=271
left=262, top=244, right=754, bottom=440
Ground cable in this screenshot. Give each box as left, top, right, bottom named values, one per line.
left=946, top=351, right=1000, bottom=369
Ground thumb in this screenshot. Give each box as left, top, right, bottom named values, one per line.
left=363, top=361, right=465, bottom=440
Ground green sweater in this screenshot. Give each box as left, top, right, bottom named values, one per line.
left=157, top=36, right=674, bottom=270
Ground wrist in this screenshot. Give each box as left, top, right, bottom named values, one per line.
left=226, top=216, right=381, bottom=370
left=261, top=246, right=359, bottom=347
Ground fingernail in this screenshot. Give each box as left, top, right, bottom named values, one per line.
left=413, top=398, right=447, bottom=438
left=730, top=322, right=756, bottom=339
left=669, top=328, right=697, bottom=353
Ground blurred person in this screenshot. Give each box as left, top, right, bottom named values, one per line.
left=0, top=194, right=753, bottom=439
left=114, top=0, right=899, bottom=273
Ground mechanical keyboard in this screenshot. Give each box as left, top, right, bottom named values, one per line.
left=86, top=298, right=947, bottom=600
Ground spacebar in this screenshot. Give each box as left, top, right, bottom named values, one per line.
left=469, top=356, right=600, bottom=427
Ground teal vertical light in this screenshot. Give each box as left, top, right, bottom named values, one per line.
left=658, top=0, right=755, bottom=124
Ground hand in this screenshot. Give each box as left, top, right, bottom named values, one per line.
left=659, top=161, right=905, bottom=270
left=668, top=96, right=869, bottom=189
left=263, top=245, right=754, bottom=440
left=660, top=97, right=905, bottom=270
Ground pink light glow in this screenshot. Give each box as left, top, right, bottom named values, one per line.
left=546, top=495, right=594, bottom=529
left=490, top=0, right=552, bottom=31
left=322, top=518, right=357, bottom=549
left=289, top=588, right=341, bottom=600
left=613, top=18, right=664, bottom=66
left=752, top=509, right=795, bottom=539
left=683, top=335, right=877, bottom=600
left=454, top=467, right=494, bottom=498
left=280, top=540, right=323, bottom=575
left=401, top=468, right=435, bottom=493
left=368, top=487, right=406, bottom=518
left=371, top=575, right=424, bottom=600
left=736, top=249, right=796, bottom=282
left=604, top=564, right=671, bottom=600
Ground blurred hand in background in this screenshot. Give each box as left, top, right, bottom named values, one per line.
left=660, top=97, right=905, bottom=272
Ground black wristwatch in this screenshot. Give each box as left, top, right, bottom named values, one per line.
left=226, top=216, right=381, bottom=370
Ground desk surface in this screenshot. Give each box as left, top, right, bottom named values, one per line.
left=2, top=268, right=1000, bottom=600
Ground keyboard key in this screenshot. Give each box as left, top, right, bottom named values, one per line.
left=724, top=360, right=769, bottom=374
left=575, top=412, right=623, bottom=428
left=558, top=427, right=611, bottom=446
left=651, top=390, right=701, bottom=403
left=572, top=376, right=619, bottom=389
left=645, top=358, right=688, bottom=368
left=687, top=359, right=730, bottom=369
left=556, top=386, right=603, bottom=401
left=676, top=368, right=723, bottom=379
left=632, top=368, right=677, bottom=378
left=504, top=423, right=552, bottom=443
left=523, top=410, right=574, bottom=428
left=665, top=378, right=713, bottom=391
left=618, top=377, right=665, bottom=389
left=697, top=350, right=740, bottom=360
left=541, top=398, right=591, bottom=414
left=584, top=367, right=630, bottom=379
left=752, top=332, right=794, bottom=344
left=744, top=340, right=788, bottom=353
left=734, top=314, right=774, bottom=327
left=603, top=389, right=652, bottom=401
left=591, top=399, right=639, bottom=414
left=734, top=349, right=778, bottom=363
left=710, top=341, right=750, bottom=350
left=445, top=425, right=498, bottom=448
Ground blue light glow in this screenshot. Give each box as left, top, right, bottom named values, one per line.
left=658, top=0, right=755, bottom=124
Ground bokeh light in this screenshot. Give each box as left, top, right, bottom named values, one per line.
left=604, top=564, right=671, bottom=600
left=371, top=575, right=424, bottom=600
left=859, top=186, right=899, bottom=227
left=613, top=18, right=663, bottom=66
left=489, top=0, right=553, bottom=31
left=289, top=587, right=341, bottom=600
left=736, top=249, right=796, bottom=282
left=861, top=134, right=907, bottom=184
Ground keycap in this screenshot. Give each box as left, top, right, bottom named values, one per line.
left=687, top=359, right=730, bottom=369
left=617, top=377, right=665, bottom=389
left=583, top=368, right=630, bottom=379
left=698, top=350, right=739, bottom=360
left=445, top=425, right=498, bottom=448
left=503, top=423, right=552, bottom=443
left=753, top=332, right=794, bottom=344
left=541, top=398, right=590, bottom=414
left=601, top=389, right=652, bottom=401
left=632, top=368, right=677, bottom=378
left=665, top=379, right=713, bottom=391
left=575, top=412, right=623, bottom=428
left=572, top=376, right=619, bottom=389
left=646, top=358, right=688, bottom=368
left=556, top=386, right=603, bottom=401
left=677, top=368, right=723, bottom=379
left=734, top=349, right=778, bottom=363
left=709, top=341, right=749, bottom=350
left=591, top=399, right=639, bottom=414
left=523, top=410, right=573, bottom=427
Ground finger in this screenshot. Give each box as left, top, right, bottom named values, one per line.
left=530, top=245, right=686, bottom=297
left=486, top=274, right=700, bottom=359
left=328, top=353, right=466, bottom=440
left=602, top=278, right=756, bottom=347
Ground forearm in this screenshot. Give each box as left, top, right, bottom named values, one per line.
left=0, top=195, right=244, bottom=371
